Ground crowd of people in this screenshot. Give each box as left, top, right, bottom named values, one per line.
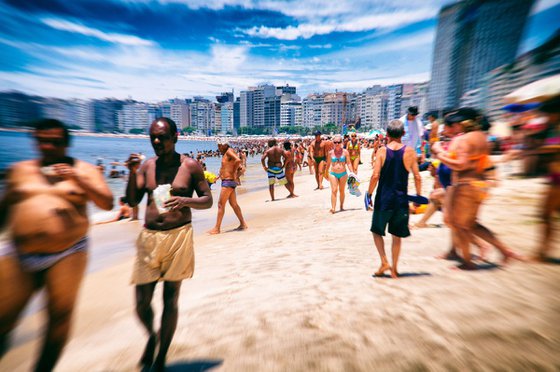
left=0, top=98, right=558, bottom=371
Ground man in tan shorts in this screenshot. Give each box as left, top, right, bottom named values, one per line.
left=0, top=119, right=113, bottom=370
left=126, top=117, right=212, bottom=371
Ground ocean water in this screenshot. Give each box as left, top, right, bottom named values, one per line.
left=0, top=130, right=268, bottom=217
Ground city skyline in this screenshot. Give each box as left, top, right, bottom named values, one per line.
left=0, top=0, right=559, bottom=102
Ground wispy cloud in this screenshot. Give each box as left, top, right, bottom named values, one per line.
left=42, top=18, right=155, bottom=46
left=242, top=8, right=436, bottom=40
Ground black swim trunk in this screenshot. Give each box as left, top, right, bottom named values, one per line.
left=370, top=209, right=410, bottom=238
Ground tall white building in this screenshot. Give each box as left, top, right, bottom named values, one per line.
left=357, top=93, right=387, bottom=130
left=189, top=97, right=214, bottom=135
left=118, top=103, right=158, bottom=133
left=302, top=94, right=324, bottom=128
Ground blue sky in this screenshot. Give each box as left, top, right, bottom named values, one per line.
left=0, top=0, right=558, bottom=101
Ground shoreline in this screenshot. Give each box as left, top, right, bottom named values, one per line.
left=2, top=150, right=559, bottom=371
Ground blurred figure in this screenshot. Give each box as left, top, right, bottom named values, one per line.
left=95, top=196, right=132, bottom=224
left=208, top=140, right=247, bottom=234
left=400, top=106, right=425, bottom=159
left=433, top=109, right=523, bottom=269
left=535, top=98, right=560, bottom=261
left=0, top=119, right=113, bottom=370
left=126, top=118, right=212, bottom=371
left=367, top=120, right=422, bottom=278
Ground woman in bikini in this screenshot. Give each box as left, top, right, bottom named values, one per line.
left=326, top=134, right=354, bottom=214
left=346, top=132, right=361, bottom=174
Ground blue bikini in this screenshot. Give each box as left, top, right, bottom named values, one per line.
left=330, top=154, right=348, bottom=179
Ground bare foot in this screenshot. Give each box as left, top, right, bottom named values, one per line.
left=457, top=262, right=478, bottom=271
left=139, top=333, right=157, bottom=370
left=208, top=228, right=221, bottom=235
left=329, top=209, right=335, bottom=214
left=502, top=250, right=527, bottom=264
left=319, top=186, right=324, bottom=190
left=390, top=268, right=399, bottom=279
left=234, top=224, right=248, bottom=231
left=437, top=249, right=463, bottom=262
left=340, top=207, right=345, bottom=212
left=314, top=187, right=320, bottom=190
left=287, top=194, right=299, bottom=198
left=413, top=222, right=428, bottom=229
left=374, top=263, right=391, bottom=276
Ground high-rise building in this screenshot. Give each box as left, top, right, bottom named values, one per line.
left=0, top=92, right=42, bottom=127
left=92, top=99, right=128, bottom=132
left=220, top=102, right=234, bottom=134
left=189, top=97, right=214, bottom=135
left=233, top=97, right=240, bottom=134
left=386, top=85, right=403, bottom=120
left=276, top=84, right=296, bottom=95
left=118, top=103, right=159, bottom=133
left=280, top=94, right=301, bottom=127
left=357, top=93, right=387, bottom=130
left=302, top=94, right=324, bottom=128
left=428, top=0, right=534, bottom=111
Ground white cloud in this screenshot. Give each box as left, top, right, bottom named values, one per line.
left=242, top=7, right=437, bottom=40
left=42, top=18, right=155, bottom=46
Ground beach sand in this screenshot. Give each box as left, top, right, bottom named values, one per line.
left=2, top=149, right=559, bottom=371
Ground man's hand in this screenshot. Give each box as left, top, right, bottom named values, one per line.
left=127, top=154, right=142, bottom=172
left=164, top=196, right=189, bottom=211
left=52, top=163, right=79, bottom=180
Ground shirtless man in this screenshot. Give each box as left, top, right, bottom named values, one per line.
left=283, top=141, right=298, bottom=198
left=432, top=109, right=522, bottom=270
left=261, top=139, right=287, bottom=201
left=208, top=140, right=248, bottom=234
left=309, top=131, right=328, bottom=189
left=0, top=119, right=113, bottom=370
left=126, top=118, right=212, bottom=371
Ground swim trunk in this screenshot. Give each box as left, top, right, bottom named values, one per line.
left=267, top=166, right=287, bottom=185
left=314, top=156, right=326, bottom=164
left=132, top=223, right=194, bottom=285
left=15, top=236, right=88, bottom=272
left=370, top=209, right=410, bottom=238
left=222, top=179, right=237, bottom=188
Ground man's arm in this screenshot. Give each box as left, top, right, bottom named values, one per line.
left=261, top=150, right=269, bottom=171
left=434, top=140, right=471, bottom=171
left=164, top=159, right=213, bottom=211
left=126, top=157, right=147, bottom=208
left=228, top=148, right=242, bottom=178
left=406, top=147, right=422, bottom=195
left=0, top=167, right=13, bottom=229
left=54, top=162, right=114, bottom=210
left=345, top=150, right=355, bottom=173
left=308, top=141, right=315, bottom=157
left=368, top=147, right=385, bottom=195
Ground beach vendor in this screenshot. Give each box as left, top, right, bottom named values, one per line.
left=126, top=117, right=212, bottom=371
left=0, top=119, right=113, bottom=370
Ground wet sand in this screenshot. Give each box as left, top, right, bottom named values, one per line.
left=2, top=150, right=559, bottom=371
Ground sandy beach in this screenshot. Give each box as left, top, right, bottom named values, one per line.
left=2, top=149, right=559, bottom=371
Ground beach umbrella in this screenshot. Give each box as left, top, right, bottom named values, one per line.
left=504, top=74, right=560, bottom=104
left=521, top=117, right=548, bottom=131
left=501, top=102, right=540, bottom=113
